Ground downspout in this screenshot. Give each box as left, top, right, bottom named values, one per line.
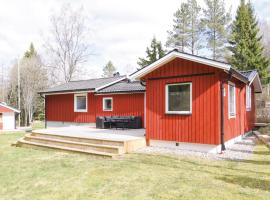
left=220, top=71, right=232, bottom=152
left=220, top=81, right=226, bottom=152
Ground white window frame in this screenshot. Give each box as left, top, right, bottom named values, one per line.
left=103, top=97, right=113, bottom=111
left=246, top=85, right=251, bottom=111
left=74, top=93, right=88, bottom=112
left=228, top=82, right=236, bottom=118
left=165, top=82, right=192, bottom=115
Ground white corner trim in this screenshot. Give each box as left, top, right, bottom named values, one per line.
left=102, top=97, right=113, bottom=111
left=165, top=82, right=192, bottom=115
left=95, top=76, right=127, bottom=92
left=74, top=93, right=88, bottom=112
left=130, top=51, right=231, bottom=80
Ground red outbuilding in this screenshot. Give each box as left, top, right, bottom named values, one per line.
left=40, top=50, right=262, bottom=152
left=0, top=102, right=20, bottom=130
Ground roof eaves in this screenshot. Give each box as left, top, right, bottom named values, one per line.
left=39, top=88, right=95, bottom=95
left=95, top=76, right=127, bottom=92
left=0, top=103, right=20, bottom=113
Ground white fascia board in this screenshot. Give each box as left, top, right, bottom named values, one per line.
left=249, top=74, right=262, bottom=92
left=43, top=90, right=94, bottom=96
left=95, top=76, right=127, bottom=92
left=0, top=103, right=20, bottom=113
left=130, top=51, right=231, bottom=80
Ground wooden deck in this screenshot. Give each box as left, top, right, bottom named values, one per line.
left=13, top=127, right=146, bottom=158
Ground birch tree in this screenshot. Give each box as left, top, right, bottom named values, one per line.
left=7, top=44, right=47, bottom=126
left=45, top=4, right=91, bottom=83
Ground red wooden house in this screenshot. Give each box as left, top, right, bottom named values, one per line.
left=0, top=102, right=20, bottom=130
left=41, top=50, right=262, bottom=152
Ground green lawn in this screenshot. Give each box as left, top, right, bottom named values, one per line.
left=0, top=132, right=269, bottom=200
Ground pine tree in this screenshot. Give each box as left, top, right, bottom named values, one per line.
left=102, top=61, right=116, bottom=78
left=166, top=3, right=190, bottom=52
left=229, top=0, right=269, bottom=83
left=24, top=43, right=37, bottom=58
left=246, top=2, right=269, bottom=83
left=228, top=0, right=249, bottom=70
left=138, top=37, right=166, bottom=68
left=187, top=0, right=202, bottom=54
left=202, top=0, right=231, bottom=60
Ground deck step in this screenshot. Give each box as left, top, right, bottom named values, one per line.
left=31, top=132, right=125, bottom=147
left=23, top=134, right=124, bottom=154
left=15, top=139, right=117, bottom=158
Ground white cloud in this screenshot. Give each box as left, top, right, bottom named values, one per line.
left=0, top=0, right=268, bottom=79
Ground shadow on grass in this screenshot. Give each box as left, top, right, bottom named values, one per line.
left=217, top=175, right=270, bottom=191
left=252, top=151, right=270, bottom=155
left=226, top=148, right=253, bottom=154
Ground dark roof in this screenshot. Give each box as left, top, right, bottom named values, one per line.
left=97, top=81, right=145, bottom=94
left=40, top=76, right=126, bottom=94
left=240, top=70, right=258, bottom=81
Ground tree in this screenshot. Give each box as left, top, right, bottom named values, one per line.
left=229, top=0, right=269, bottom=83
left=246, top=2, right=269, bottom=83
left=7, top=44, right=47, bottom=126
left=167, top=0, right=202, bottom=54
left=138, top=37, right=166, bottom=68
left=24, top=43, right=37, bottom=58
left=44, top=4, right=91, bottom=83
left=260, top=20, right=270, bottom=59
left=102, top=61, right=116, bottom=78
left=166, top=3, right=190, bottom=52
left=187, top=0, right=202, bottom=54
left=202, top=0, right=231, bottom=60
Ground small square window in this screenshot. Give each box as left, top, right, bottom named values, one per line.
left=166, top=82, right=192, bottom=114
left=74, top=94, right=87, bottom=112
left=103, top=97, right=113, bottom=111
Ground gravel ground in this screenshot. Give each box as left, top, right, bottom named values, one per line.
left=136, top=136, right=257, bottom=160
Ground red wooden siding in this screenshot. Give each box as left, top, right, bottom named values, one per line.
left=0, top=105, right=14, bottom=113
left=46, top=93, right=96, bottom=123
left=144, top=58, right=221, bottom=145
left=46, top=92, right=145, bottom=125
left=95, top=93, right=145, bottom=127
left=223, top=79, right=255, bottom=141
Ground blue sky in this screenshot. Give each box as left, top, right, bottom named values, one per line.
left=0, top=0, right=269, bottom=79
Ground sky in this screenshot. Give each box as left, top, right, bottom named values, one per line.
left=0, top=0, right=269, bottom=79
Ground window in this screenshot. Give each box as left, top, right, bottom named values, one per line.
left=74, top=93, right=87, bottom=112
left=246, top=85, right=251, bottom=111
left=228, top=83, right=236, bottom=118
left=166, top=82, right=192, bottom=114
left=103, top=97, right=113, bottom=111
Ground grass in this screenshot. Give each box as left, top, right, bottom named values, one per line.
left=0, top=132, right=269, bottom=200
left=31, top=121, right=45, bottom=130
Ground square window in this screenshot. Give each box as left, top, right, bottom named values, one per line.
left=103, top=98, right=113, bottom=111
left=166, top=83, right=192, bottom=114
left=74, top=94, right=87, bottom=112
